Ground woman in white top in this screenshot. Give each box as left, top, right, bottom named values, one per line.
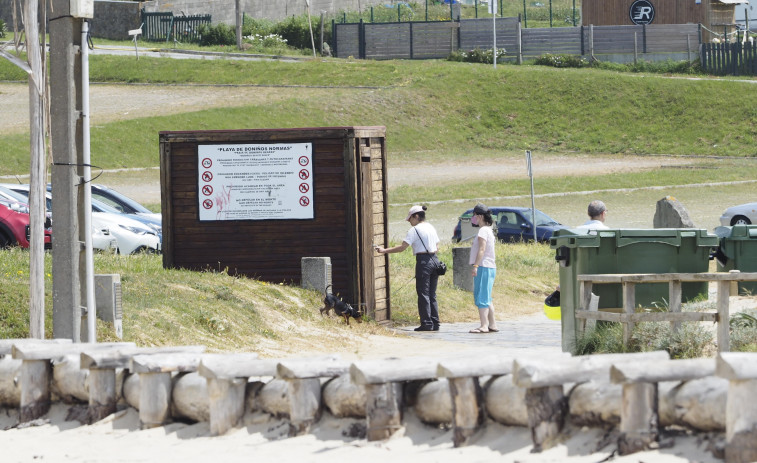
left=469, top=203, right=499, bottom=333
left=377, top=205, right=441, bottom=332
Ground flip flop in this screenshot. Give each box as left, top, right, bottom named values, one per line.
left=488, top=328, right=500, bottom=332
left=469, top=328, right=489, bottom=333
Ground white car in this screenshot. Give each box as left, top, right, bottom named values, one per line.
left=719, top=203, right=757, bottom=226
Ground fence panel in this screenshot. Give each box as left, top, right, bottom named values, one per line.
left=521, top=27, right=582, bottom=59
left=170, top=15, right=211, bottom=44
left=588, top=25, right=644, bottom=54
left=141, top=11, right=173, bottom=42
left=459, top=17, right=519, bottom=53
left=411, top=22, right=459, bottom=59
left=645, top=24, right=699, bottom=53
left=335, top=23, right=361, bottom=58
left=701, top=42, right=757, bottom=76
left=364, top=23, right=412, bottom=60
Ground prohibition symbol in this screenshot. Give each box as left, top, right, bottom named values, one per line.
left=202, top=171, right=213, bottom=182
left=202, top=185, right=213, bottom=196
left=299, top=196, right=310, bottom=207
left=299, top=169, right=310, bottom=180
left=203, top=199, right=213, bottom=209
left=299, top=156, right=309, bottom=166
left=201, top=158, right=212, bottom=168
left=299, top=183, right=309, bottom=194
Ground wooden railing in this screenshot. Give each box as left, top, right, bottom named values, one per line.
left=577, top=271, right=757, bottom=352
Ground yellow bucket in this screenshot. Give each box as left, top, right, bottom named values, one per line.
left=543, top=303, right=561, bottom=321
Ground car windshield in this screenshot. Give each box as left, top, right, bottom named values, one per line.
left=92, top=186, right=154, bottom=214
left=461, top=209, right=560, bottom=226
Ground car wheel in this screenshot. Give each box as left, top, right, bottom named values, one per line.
left=0, top=230, right=16, bottom=248
left=731, top=216, right=752, bottom=226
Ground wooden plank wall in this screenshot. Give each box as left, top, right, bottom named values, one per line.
left=582, top=0, right=708, bottom=26
left=521, top=27, right=582, bottom=58
left=368, top=137, right=389, bottom=322
left=365, top=23, right=412, bottom=59
left=335, top=19, right=702, bottom=60
left=159, top=128, right=388, bottom=314
left=335, top=23, right=360, bottom=58
left=459, top=17, right=519, bottom=52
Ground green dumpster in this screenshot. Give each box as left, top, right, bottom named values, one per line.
left=550, top=228, right=717, bottom=352
left=715, top=225, right=757, bottom=295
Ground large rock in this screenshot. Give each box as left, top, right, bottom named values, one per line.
left=654, top=196, right=695, bottom=228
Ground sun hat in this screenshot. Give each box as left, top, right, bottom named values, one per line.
left=473, top=203, right=490, bottom=215
left=406, top=205, right=424, bottom=221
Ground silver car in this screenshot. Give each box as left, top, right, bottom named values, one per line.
left=720, top=203, right=757, bottom=226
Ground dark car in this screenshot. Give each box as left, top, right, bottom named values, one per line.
left=452, top=206, right=567, bottom=243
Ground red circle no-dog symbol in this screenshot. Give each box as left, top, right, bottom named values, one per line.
left=299, top=197, right=310, bottom=207
left=202, top=185, right=213, bottom=196
left=202, top=158, right=212, bottom=168
left=202, top=171, right=213, bottom=182
left=299, top=169, right=309, bottom=180
left=203, top=199, right=213, bottom=209
left=299, top=183, right=309, bottom=194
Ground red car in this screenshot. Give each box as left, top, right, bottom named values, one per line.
left=0, top=198, right=52, bottom=249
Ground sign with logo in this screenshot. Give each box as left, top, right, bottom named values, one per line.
left=197, top=143, right=313, bottom=221
left=629, top=0, right=655, bottom=25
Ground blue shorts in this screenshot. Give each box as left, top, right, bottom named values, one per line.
left=473, top=267, right=496, bottom=309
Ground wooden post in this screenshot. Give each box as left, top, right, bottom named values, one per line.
left=138, top=371, right=172, bottom=428
left=365, top=382, right=403, bottom=441
left=277, top=355, right=349, bottom=436
left=623, top=281, right=636, bottom=347
left=669, top=279, right=682, bottom=334
left=716, top=353, right=757, bottom=463
left=717, top=280, right=730, bottom=352
left=19, top=359, right=51, bottom=422
left=87, top=368, right=117, bottom=424
left=634, top=32, right=638, bottom=65
left=197, top=353, right=267, bottom=436
left=612, top=358, right=716, bottom=455
left=526, top=385, right=566, bottom=452
left=287, top=378, right=322, bottom=436
left=517, top=20, right=523, bottom=64
left=618, top=382, right=658, bottom=454
left=448, top=377, right=484, bottom=447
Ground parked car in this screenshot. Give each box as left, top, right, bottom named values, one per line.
left=89, top=184, right=160, bottom=222
left=2, top=184, right=158, bottom=254
left=42, top=184, right=162, bottom=245
left=720, top=202, right=757, bottom=226
left=0, top=197, right=52, bottom=249
left=452, top=206, right=567, bottom=243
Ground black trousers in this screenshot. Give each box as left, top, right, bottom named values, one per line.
left=415, top=253, right=440, bottom=328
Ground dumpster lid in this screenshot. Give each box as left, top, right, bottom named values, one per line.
left=717, top=224, right=757, bottom=239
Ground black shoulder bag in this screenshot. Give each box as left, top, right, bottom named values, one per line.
left=415, top=227, right=447, bottom=276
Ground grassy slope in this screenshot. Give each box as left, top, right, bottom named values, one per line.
left=2, top=54, right=757, bottom=350
left=2, top=57, right=757, bottom=176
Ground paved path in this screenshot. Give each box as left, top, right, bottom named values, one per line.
left=393, top=313, right=563, bottom=354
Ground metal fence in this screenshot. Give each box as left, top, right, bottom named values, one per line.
left=140, top=10, right=211, bottom=43
left=700, top=41, right=757, bottom=76
left=334, top=18, right=702, bottom=64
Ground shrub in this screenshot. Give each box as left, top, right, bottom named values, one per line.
left=197, top=23, right=236, bottom=46
left=447, top=47, right=506, bottom=64
left=0, top=19, right=6, bottom=38
left=242, top=15, right=275, bottom=37
left=533, top=53, right=589, bottom=68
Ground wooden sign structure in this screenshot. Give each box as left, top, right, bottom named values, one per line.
left=159, top=127, right=390, bottom=322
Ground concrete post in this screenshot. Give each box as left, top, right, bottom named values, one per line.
left=301, top=257, right=332, bottom=293
left=453, top=247, right=473, bottom=292
left=49, top=0, right=85, bottom=341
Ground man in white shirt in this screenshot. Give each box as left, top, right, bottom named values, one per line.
left=576, top=200, right=609, bottom=230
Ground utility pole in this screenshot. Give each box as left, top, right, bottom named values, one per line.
left=48, top=0, right=93, bottom=342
